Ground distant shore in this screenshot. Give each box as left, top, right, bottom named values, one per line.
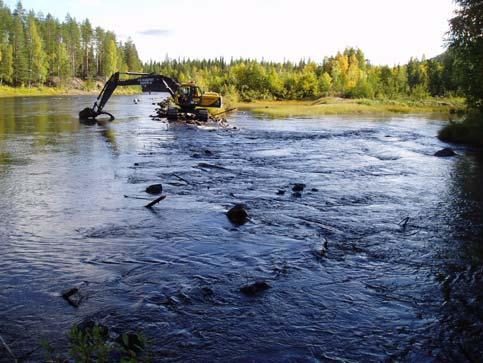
left=235, top=97, right=465, bottom=117
left=0, top=86, right=465, bottom=118
left=0, top=85, right=139, bottom=98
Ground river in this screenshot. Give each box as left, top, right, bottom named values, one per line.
left=0, top=95, right=481, bottom=362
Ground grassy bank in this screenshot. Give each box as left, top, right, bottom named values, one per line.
left=235, top=97, right=465, bottom=118
left=0, top=85, right=140, bottom=98
left=438, top=112, right=483, bottom=147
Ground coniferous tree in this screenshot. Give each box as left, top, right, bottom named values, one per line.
left=80, top=19, right=93, bottom=78
left=11, top=3, right=28, bottom=85
left=0, top=43, right=13, bottom=84
left=27, top=16, right=47, bottom=84
left=124, top=38, right=142, bottom=72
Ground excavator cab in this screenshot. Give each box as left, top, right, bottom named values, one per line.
left=167, top=82, right=222, bottom=122
left=175, top=84, right=200, bottom=108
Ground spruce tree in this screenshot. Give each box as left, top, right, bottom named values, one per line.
left=27, top=17, right=47, bottom=84
left=11, top=8, right=28, bottom=85
left=0, top=44, right=14, bottom=84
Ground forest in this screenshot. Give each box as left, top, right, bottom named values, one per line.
left=0, top=1, right=143, bottom=88
left=0, top=1, right=464, bottom=102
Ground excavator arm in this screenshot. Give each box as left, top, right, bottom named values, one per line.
left=79, top=72, right=180, bottom=121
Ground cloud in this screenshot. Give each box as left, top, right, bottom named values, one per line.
left=137, top=29, right=172, bottom=36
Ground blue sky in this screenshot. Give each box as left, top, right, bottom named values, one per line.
left=6, top=0, right=456, bottom=65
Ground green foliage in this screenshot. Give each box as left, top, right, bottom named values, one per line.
left=143, top=49, right=461, bottom=102
left=27, top=17, right=48, bottom=84
left=448, top=0, right=483, bottom=112
left=438, top=111, right=483, bottom=147
left=42, top=323, right=150, bottom=363
left=0, top=43, right=13, bottom=83
left=0, top=1, right=143, bottom=86
left=11, top=6, right=28, bottom=85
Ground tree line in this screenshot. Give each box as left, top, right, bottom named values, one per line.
left=1, top=1, right=464, bottom=103
left=144, top=49, right=462, bottom=102
left=0, top=1, right=142, bottom=86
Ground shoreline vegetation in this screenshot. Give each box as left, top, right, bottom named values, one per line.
left=235, top=97, right=465, bottom=117
left=0, top=84, right=465, bottom=117
left=0, top=84, right=139, bottom=97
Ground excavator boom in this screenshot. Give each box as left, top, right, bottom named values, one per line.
left=79, top=72, right=179, bottom=120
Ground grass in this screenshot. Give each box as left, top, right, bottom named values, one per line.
left=236, top=97, right=465, bottom=118
left=438, top=111, right=483, bottom=147
left=0, top=85, right=141, bottom=98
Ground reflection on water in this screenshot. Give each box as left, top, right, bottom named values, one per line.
left=0, top=95, right=482, bottom=362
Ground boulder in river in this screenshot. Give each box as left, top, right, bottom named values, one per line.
left=292, top=192, right=302, bottom=198
left=61, top=287, right=86, bottom=307
left=240, top=281, right=271, bottom=296
left=434, top=148, right=456, bottom=157
left=276, top=190, right=286, bottom=195
left=145, top=184, right=163, bottom=195
left=292, top=183, right=306, bottom=192
left=227, top=204, right=248, bottom=225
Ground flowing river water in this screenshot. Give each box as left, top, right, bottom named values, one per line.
left=0, top=95, right=482, bottom=362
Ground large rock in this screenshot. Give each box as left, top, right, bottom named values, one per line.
left=227, top=204, right=248, bottom=225
left=292, top=183, right=306, bottom=192
left=240, top=281, right=271, bottom=296
left=145, top=184, right=163, bottom=195
left=61, top=286, right=86, bottom=307
left=434, top=148, right=456, bottom=157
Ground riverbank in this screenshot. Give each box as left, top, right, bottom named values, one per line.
left=235, top=97, right=465, bottom=117
left=0, top=85, right=139, bottom=98
left=0, top=86, right=466, bottom=118
left=438, top=112, right=483, bottom=147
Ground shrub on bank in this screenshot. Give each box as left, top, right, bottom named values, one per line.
left=438, top=111, right=483, bottom=147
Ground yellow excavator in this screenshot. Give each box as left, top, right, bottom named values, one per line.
left=79, top=72, right=222, bottom=122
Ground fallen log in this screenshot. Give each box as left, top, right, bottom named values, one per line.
left=145, top=195, right=166, bottom=209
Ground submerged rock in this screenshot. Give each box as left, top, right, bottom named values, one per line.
left=240, top=281, right=271, bottom=296
left=276, top=190, right=286, bottom=195
left=292, top=183, right=306, bottom=192
left=311, top=188, right=319, bottom=192
left=434, top=148, right=456, bottom=157
left=292, top=192, right=302, bottom=198
left=145, top=184, right=163, bottom=195
left=61, top=286, right=86, bottom=307
left=227, top=204, right=248, bottom=225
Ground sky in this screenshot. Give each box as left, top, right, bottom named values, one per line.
left=6, top=0, right=456, bottom=65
